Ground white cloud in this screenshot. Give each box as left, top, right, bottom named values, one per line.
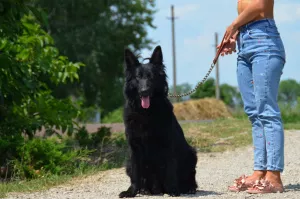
left=157, top=3, right=201, bottom=20
left=184, top=35, right=210, bottom=47
left=175, top=4, right=200, bottom=18
left=274, top=3, right=300, bottom=23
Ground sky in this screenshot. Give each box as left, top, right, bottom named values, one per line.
left=141, top=0, right=300, bottom=88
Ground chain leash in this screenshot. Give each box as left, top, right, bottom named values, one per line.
left=167, top=31, right=230, bottom=98
left=167, top=62, right=215, bottom=98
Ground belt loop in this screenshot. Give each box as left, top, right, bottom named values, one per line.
left=266, top=18, right=271, bottom=26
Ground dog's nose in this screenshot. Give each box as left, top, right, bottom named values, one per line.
left=140, top=88, right=149, bottom=96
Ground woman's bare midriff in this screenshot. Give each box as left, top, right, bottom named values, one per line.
left=237, top=0, right=274, bottom=21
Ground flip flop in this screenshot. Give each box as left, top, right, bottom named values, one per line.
left=228, top=174, right=256, bottom=192
left=246, top=179, right=284, bottom=194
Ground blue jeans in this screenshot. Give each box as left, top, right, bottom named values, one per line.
left=237, top=19, right=286, bottom=172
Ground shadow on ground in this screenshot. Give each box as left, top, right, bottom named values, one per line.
left=284, top=183, right=300, bottom=192
left=181, top=190, right=222, bottom=197
left=138, top=190, right=222, bottom=198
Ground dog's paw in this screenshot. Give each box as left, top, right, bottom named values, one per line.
left=150, top=187, right=162, bottom=195
left=119, top=190, right=137, bottom=198
left=166, top=188, right=180, bottom=197
left=186, top=188, right=197, bottom=194
left=139, top=189, right=151, bottom=195
left=168, top=192, right=180, bottom=197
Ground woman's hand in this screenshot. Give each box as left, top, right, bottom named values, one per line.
left=217, top=38, right=237, bottom=56
left=217, top=24, right=239, bottom=56
left=224, top=23, right=238, bottom=43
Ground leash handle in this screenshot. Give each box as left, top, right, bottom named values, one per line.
left=213, top=30, right=240, bottom=65
left=213, top=32, right=228, bottom=65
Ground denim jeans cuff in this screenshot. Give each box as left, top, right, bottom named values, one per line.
left=267, top=166, right=284, bottom=172
left=254, top=166, right=267, bottom=171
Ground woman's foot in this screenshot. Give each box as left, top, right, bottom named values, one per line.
left=228, top=171, right=266, bottom=192
left=246, top=171, right=284, bottom=194
left=245, top=170, right=266, bottom=182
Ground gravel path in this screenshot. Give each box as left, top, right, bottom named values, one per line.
left=6, top=130, right=300, bottom=199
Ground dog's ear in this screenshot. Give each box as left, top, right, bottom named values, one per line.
left=124, top=48, right=139, bottom=68
left=150, top=45, right=163, bottom=65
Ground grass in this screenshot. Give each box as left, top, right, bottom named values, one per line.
left=0, top=132, right=128, bottom=198
left=0, top=175, right=71, bottom=198
left=182, top=117, right=252, bottom=152
left=0, top=161, right=125, bottom=198
left=1, top=117, right=299, bottom=198
left=181, top=116, right=300, bottom=153
left=283, top=122, right=300, bottom=130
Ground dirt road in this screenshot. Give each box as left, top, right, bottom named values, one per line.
left=6, top=130, right=300, bottom=199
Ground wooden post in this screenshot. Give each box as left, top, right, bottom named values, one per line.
left=171, top=5, right=177, bottom=100
left=215, top=32, right=220, bottom=100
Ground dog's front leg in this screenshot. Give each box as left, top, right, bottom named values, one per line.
left=119, top=148, right=142, bottom=198
left=164, top=157, right=180, bottom=197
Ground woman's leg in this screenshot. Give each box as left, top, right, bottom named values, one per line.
left=237, top=55, right=267, bottom=177
left=228, top=54, right=268, bottom=192
left=251, top=53, right=285, bottom=189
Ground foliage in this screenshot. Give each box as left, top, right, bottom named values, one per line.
left=74, top=126, right=111, bottom=149
left=102, top=107, right=124, bottom=123
left=279, top=79, right=300, bottom=103
left=0, top=1, right=84, bottom=174
left=169, top=83, right=193, bottom=102
left=190, top=78, right=241, bottom=108
left=77, top=106, right=100, bottom=123
left=279, top=97, right=300, bottom=123
left=12, top=137, right=90, bottom=179
left=33, top=0, right=157, bottom=116
left=1, top=125, right=126, bottom=182
left=190, top=78, right=215, bottom=99
left=220, top=83, right=242, bottom=107
left=278, top=79, right=300, bottom=122
left=0, top=13, right=83, bottom=134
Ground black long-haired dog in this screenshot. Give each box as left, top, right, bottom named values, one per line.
left=119, top=46, right=198, bottom=198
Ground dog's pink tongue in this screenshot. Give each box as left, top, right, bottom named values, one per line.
left=141, top=96, right=150, bottom=109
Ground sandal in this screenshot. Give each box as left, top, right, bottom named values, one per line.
left=228, top=175, right=256, bottom=192
left=246, top=179, right=284, bottom=194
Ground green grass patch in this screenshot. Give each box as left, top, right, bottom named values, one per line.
left=283, top=122, right=300, bottom=130
left=102, top=107, right=123, bottom=123
left=0, top=127, right=128, bottom=198
left=0, top=174, right=71, bottom=198
left=0, top=162, right=126, bottom=198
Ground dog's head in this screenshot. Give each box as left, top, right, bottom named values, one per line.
left=123, top=46, right=168, bottom=109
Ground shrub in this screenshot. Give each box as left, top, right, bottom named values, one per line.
left=10, top=137, right=91, bottom=180
left=279, top=98, right=300, bottom=123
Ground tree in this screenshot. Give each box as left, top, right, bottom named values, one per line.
left=169, top=83, right=193, bottom=102
left=0, top=2, right=84, bottom=165
left=190, top=78, right=215, bottom=99
left=33, top=0, right=157, bottom=116
left=279, top=79, right=300, bottom=103
left=220, top=83, right=242, bottom=108
left=190, top=78, right=241, bottom=107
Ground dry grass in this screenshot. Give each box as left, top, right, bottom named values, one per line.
left=173, top=98, right=232, bottom=120
left=181, top=117, right=252, bottom=152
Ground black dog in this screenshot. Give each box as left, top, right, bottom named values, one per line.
left=119, top=46, right=198, bottom=198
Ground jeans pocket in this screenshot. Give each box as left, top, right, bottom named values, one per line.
left=248, top=27, right=269, bottom=39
